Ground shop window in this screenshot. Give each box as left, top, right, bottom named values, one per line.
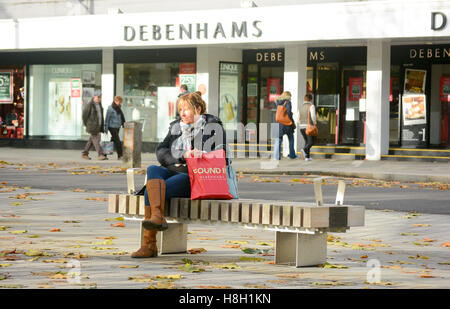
left=116, top=62, right=196, bottom=143
left=218, top=62, right=243, bottom=132
left=390, top=65, right=401, bottom=145
left=29, top=64, right=102, bottom=140
left=0, top=67, right=25, bottom=139
left=315, top=63, right=339, bottom=144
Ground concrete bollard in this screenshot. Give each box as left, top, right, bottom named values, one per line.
left=122, top=121, right=142, bottom=168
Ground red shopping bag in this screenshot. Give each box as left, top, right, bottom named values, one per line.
left=186, top=149, right=233, bottom=200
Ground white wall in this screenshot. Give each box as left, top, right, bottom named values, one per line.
left=196, top=46, right=242, bottom=117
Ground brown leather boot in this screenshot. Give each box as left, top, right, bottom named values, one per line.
left=131, top=206, right=158, bottom=258
left=130, top=229, right=158, bottom=258
left=142, top=179, right=168, bottom=231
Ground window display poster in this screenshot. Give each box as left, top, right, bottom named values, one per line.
left=82, top=71, right=96, bottom=85
left=179, top=63, right=196, bottom=74
left=157, top=87, right=179, bottom=140
left=440, top=76, right=450, bottom=102
left=404, top=69, right=426, bottom=94
left=179, top=74, right=196, bottom=93
left=267, top=78, right=281, bottom=102
left=49, top=79, right=79, bottom=136
left=348, top=77, right=363, bottom=101
left=71, top=78, right=82, bottom=98
left=0, top=70, right=13, bottom=103
left=219, top=63, right=241, bottom=129
left=402, top=94, right=426, bottom=126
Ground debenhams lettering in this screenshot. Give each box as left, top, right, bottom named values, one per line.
left=124, top=21, right=262, bottom=42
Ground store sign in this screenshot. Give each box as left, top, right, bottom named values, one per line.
left=431, top=12, right=447, bottom=31
left=409, top=47, right=450, bottom=59
left=256, top=51, right=282, bottom=63
left=124, top=21, right=262, bottom=42
left=0, top=71, right=13, bottom=104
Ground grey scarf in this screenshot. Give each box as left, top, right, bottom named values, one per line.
left=175, top=115, right=206, bottom=154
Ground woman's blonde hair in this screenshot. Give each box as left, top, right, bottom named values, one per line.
left=278, top=91, right=292, bottom=101
left=177, top=92, right=206, bottom=115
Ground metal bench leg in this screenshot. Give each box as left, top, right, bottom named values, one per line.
left=157, top=223, right=188, bottom=255
left=275, top=231, right=327, bottom=267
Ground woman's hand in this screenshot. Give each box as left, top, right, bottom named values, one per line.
left=183, top=148, right=203, bottom=158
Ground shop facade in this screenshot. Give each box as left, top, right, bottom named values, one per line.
left=0, top=0, right=449, bottom=160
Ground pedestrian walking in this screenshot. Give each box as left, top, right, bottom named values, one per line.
left=131, top=92, right=229, bottom=258
left=273, top=91, right=298, bottom=160
left=81, top=89, right=108, bottom=160
left=298, top=93, right=317, bottom=161
left=105, top=95, right=126, bottom=160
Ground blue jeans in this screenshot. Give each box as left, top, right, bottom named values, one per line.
left=273, top=131, right=297, bottom=160
left=144, top=165, right=190, bottom=207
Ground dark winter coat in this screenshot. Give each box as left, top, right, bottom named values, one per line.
left=156, top=114, right=229, bottom=174
left=82, top=99, right=104, bottom=135
left=276, top=99, right=296, bottom=138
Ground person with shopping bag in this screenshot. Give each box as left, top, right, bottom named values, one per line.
left=104, top=95, right=126, bottom=160
left=131, top=92, right=232, bottom=258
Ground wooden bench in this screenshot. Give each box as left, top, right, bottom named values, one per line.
left=108, top=169, right=365, bottom=267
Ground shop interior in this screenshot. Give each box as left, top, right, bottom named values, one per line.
left=0, top=66, right=25, bottom=139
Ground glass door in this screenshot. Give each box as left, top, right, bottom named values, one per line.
left=342, top=67, right=366, bottom=145
left=400, top=66, right=429, bottom=147
left=259, top=66, right=283, bottom=146
left=315, top=63, right=339, bottom=144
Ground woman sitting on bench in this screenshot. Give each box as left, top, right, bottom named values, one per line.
left=132, top=92, right=229, bottom=258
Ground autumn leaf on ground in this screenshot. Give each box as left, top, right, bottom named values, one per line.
left=9, top=202, right=23, bottom=206
left=85, top=197, right=108, bottom=202
left=319, top=262, right=348, bottom=269
left=105, top=217, right=124, bottom=221
left=49, top=273, right=68, bottom=280
left=63, top=220, right=81, bottom=224
left=0, top=264, right=12, bottom=268
left=49, top=228, right=61, bottom=232
left=110, top=222, right=125, bottom=227
left=96, top=236, right=117, bottom=239
left=72, top=188, right=86, bottom=192
left=179, top=263, right=205, bottom=273
left=8, top=230, right=27, bottom=234
left=221, top=244, right=240, bottom=249
left=187, top=248, right=207, bottom=254
left=119, top=265, right=139, bottom=269
left=42, top=259, right=68, bottom=264
left=94, top=239, right=114, bottom=245
left=409, top=254, right=430, bottom=260
left=214, top=263, right=241, bottom=270
left=0, top=226, right=10, bottom=231
left=225, top=240, right=248, bottom=245
left=420, top=273, right=436, bottom=278
left=401, top=233, right=419, bottom=236
left=441, top=242, right=450, bottom=248
left=413, top=224, right=431, bottom=227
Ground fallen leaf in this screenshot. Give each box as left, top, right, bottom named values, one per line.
left=8, top=230, right=27, bottom=234
left=0, top=264, right=12, bottom=268
left=187, top=248, right=207, bottom=254
left=225, top=240, right=248, bottom=245
left=413, top=224, right=431, bottom=227
left=221, top=244, right=240, bottom=249
left=239, top=257, right=265, bottom=262
left=49, top=273, right=68, bottom=280
left=179, top=264, right=205, bottom=273
left=110, top=222, right=125, bottom=228
left=119, top=265, right=139, bottom=269
left=441, top=242, right=450, bottom=248
left=319, top=262, right=348, bottom=269
left=420, top=273, right=436, bottom=278
left=49, top=228, right=61, bottom=232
